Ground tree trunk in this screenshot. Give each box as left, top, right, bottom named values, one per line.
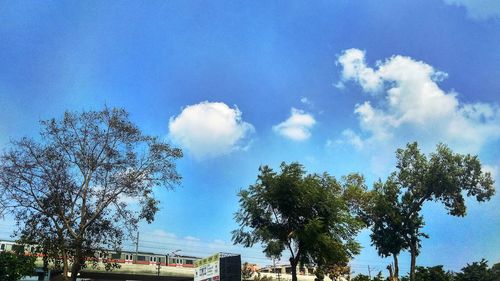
left=70, top=261, right=81, bottom=281
left=409, top=248, right=417, bottom=281
left=387, top=264, right=393, bottom=281
left=62, top=250, right=69, bottom=281
left=393, top=254, right=399, bottom=281
left=290, top=259, right=298, bottom=281
left=70, top=244, right=83, bottom=281
left=42, top=253, right=49, bottom=281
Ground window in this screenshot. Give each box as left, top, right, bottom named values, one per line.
left=186, top=260, right=193, bottom=265
left=0, top=244, right=4, bottom=251
left=111, top=253, right=121, bottom=259
left=12, top=245, right=24, bottom=252
left=138, top=255, right=146, bottom=261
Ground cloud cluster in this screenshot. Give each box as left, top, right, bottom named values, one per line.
left=273, top=108, right=316, bottom=141
left=168, top=101, right=254, bottom=159
left=443, top=0, right=500, bottom=20
left=336, top=48, right=500, bottom=154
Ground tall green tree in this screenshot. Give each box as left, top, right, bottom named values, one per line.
left=232, top=162, right=365, bottom=281
left=381, top=142, right=494, bottom=281
left=0, top=108, right=182, bottom=281
left=365, top=179, right=409, bottom=281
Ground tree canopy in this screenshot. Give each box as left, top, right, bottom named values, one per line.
left=397, top=261, right=500, bottom=281
left=0, top=108, right=182, bottom=281
left=455, top=259, right=499, bottom=281
left=364, top=179, right=410, bottom=280
left=411, top=265, right=453, bottom=281
left=366, top=142, right=495, bottom=281
left=232, top=162, right=366, bottom=281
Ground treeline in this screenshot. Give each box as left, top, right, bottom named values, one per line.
left=352, top=259, right=500, bottom=281
left=0, top=108, right=497, bottom=281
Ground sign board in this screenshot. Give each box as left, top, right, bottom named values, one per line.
left=195, top=253, right=220, bottom=281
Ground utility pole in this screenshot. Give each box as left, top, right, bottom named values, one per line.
left=273, top=258, right=281, bottom=281
left=368, top=265, right=372, bottom=279
left=135, top=232, right=139, bottom=264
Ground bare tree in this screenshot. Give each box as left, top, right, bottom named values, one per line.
left=0, top=107, right=182, bottom=281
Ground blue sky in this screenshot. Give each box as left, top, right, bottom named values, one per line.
left=1, top=0, right=499, bottom=276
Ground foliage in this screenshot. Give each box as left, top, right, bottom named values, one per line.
left=492, top=263, right=500, bottom=277
left=368, top=142, right=495, bottom=281
left=398, top=261, right=500, bottom=281
left=455, top=259, right=498, bottom=281
left=232, top=162, right=366, bottom=281
left=364, top=179, right=409, bottom=280
left=412, top=265, right=453, bottom=281
left=0, top=108, right=182, bottom=281
left=314, top=263, right=350, bottom=281
left=0, top=251, right=36, bottom=281
left=366, top=179, right=407, bottom=257
left=351, top=274, right=371, bottom=281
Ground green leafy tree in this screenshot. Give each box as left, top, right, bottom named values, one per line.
left=0, top=108, right=182, bottom=281
left=376, top=142, right=494, bottom=281
left=412, top=265, right=453, bottom=281
left=455, top=259, right=498, bottom=281
left=232, top=162, right=365, bottom=281
left=365, top=179, right=409, bottom=281
left=0, top=251, right=36, bottom=281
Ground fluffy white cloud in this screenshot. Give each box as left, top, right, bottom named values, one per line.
left=337, top=48, right=382, bottom=93
left=168, top=101, right=254, bottom=159
left=273, top=108, right=316, bottom=141
left=337, top=48, right=500, bottom=154
left=444, top=0, right=500, bottom=20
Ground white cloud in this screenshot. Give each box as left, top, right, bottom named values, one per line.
left=326, top=129, right=365, bottom=150
left=273, top=108, right=316, bottom=141
left=337, top=49, right=382, bottom=93
left=184, top=236, right=201, bottom=241
left=168, top=101, right=255, bottom=159
left=151, top=229, right=177, bottom=239
left=336, top=48, right=500, bottom=155
left=443, top=0, right=500, bottom=20
left=300, top=97, right=312, bottom=105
